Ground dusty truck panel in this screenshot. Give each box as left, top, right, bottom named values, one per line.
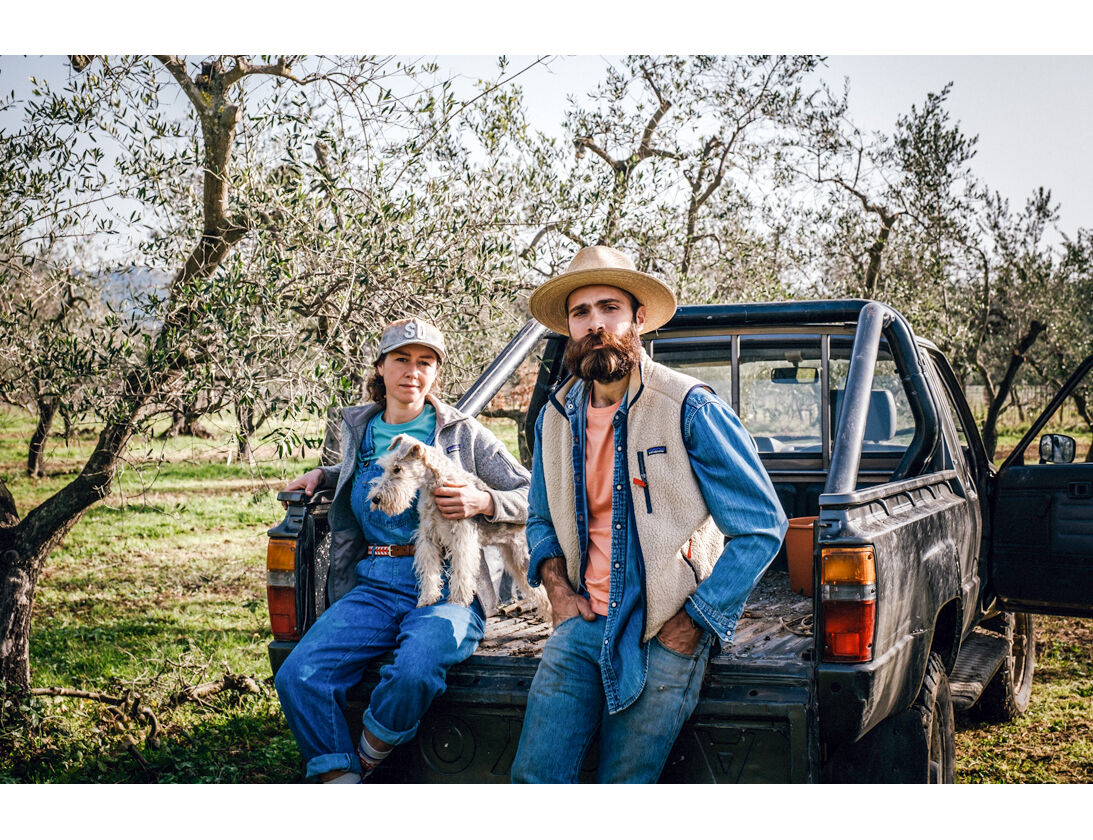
left=815, top=471, right=972, bottom=744
left=266, top=299, right=1093, bottom=783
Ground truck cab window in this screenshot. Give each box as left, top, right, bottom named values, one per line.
left=925, top=352, right=979, bottom=482
left=829, top=351, right=915, bottom=454
left=737, top=339, right=823, bottom=453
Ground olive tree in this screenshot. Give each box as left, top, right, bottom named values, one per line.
left=520, top=55, right=820, bottom=302
left=0, top=54, right=533, bottom=689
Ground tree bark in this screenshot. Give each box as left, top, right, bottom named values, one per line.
left=161, top=399, right=214, bottom=440
left=26, top=397, right=58, bottom=478
left=863, top=209, right=898, bottom=298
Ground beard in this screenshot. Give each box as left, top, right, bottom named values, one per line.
left=563, top=324, right=642, bottom=384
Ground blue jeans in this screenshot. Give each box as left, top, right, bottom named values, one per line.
left=274, top=553, right=485, bottom=779
left=511, top=615, right=712, bottom=783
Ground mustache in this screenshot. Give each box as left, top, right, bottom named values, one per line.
left=563, top=327, right=641, bottom=383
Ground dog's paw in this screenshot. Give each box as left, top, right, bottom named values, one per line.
left=449, top=579, right=476, bottom=607
left=417, top=579, right=444, bottom=607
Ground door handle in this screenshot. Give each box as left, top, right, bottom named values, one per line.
left=1068, top=481, right=1092, bottom=499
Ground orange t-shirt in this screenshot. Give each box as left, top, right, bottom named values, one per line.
left=584, top=396, right=622, bottom=616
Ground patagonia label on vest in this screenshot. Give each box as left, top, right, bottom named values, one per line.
left=446, top=444, right=461, bottom=454
left=647, top=445, right=667, bottom=455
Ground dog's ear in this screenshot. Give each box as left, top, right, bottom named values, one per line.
left=420, top=444, right=443, bottom=474
left=408, top=441, right=425, bottom=459
left=388, top=433, right=405, bottom=452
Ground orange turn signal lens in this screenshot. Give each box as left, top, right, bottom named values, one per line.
left=267, top=538, right=297, bottom=572
left=821, top=546, right=876, bottom=586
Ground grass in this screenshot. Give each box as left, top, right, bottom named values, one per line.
left=955, top=616, right=1093, bottom=783
left=1, top=407, right=1090, bottom=783
left=1, top=408, right=314, bottom=783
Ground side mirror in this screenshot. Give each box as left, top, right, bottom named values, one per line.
left=1039, top=433, right=1076, bottom=464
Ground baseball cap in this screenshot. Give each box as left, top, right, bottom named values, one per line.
left=377, top=317, right=446, bottom=363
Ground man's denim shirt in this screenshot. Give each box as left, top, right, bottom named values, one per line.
left=526, top=376, right=788, bottom=714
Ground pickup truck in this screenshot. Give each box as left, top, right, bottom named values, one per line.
left=265, top=299, right=1093, bottom=783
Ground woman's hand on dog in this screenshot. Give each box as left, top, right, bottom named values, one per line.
left=433, top=482, right=495, bottom=519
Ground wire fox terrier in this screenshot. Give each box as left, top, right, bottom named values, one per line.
left=368, top=434, right=546, bottom=613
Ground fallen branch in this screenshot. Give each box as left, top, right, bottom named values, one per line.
left=123, top=734, right=153, bottom=773
left=167, top=672, right=261, bottom=708
left=30, top=686, right=124, bottom=704
left=28, top=671, right=260, bottom=750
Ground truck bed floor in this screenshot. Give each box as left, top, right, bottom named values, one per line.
left=477, top=570, right=814, bottom=669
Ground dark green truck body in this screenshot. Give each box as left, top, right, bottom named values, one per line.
left=267, top=299, right=1093, bottom=782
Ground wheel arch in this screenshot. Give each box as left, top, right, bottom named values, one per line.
left=931, top=596, right=963, bottom=674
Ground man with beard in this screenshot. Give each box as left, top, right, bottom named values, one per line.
left=511, top=245, right=787, bottom=783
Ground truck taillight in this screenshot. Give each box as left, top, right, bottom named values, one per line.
left=820, top=546, right=877, bottom=663
left=266, top=538, right=300, bottom=641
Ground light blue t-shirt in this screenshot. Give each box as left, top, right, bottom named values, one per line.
left=371, top=403, right=436, bottom=457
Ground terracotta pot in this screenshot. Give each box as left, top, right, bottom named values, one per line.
left=786, top=516, right=817, bottom=597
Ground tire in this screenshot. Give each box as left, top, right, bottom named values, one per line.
left=974, top=612, right=1035, bottom=723
left=824, top=652, right=955, bottom=783
left=896, top=651, right=957, bottom=782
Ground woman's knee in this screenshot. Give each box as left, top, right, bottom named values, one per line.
left=273, top=649, right=305, bottom=699
left=382, top=649, right=447, bottom=697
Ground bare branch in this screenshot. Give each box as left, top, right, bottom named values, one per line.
left=153, top=55, right=208, bottom=116
left=636, top=64, right=674, bottom=163
left=574, top=136, right=619, bottom=169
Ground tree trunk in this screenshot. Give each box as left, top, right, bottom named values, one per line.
left=863, top=211, right=897, bottom=298
left=1067, top=389, right=1093, bottom=463
left=981, top=320, right=1046, bottom=460
left=0, top=422, right=131, bottom=688
left=26, top=397, right=58, bottom=478
left=321, top=406, right=342, bottom=466
left=60, top=406, right=76, bottom=446
left=160, top=398, right=214, bottom=440
left=235, top=400, right=254, bottom=461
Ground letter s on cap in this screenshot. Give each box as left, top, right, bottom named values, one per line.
left=403, top=321, right=417, bottom=338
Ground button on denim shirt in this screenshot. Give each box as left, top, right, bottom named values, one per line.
left=527, top=377, right=788, bottom=713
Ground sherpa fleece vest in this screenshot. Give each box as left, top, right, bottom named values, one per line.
left=542, top=354, right=724, bottom=641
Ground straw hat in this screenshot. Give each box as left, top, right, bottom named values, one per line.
left=527, top=245, right=677, bottom=336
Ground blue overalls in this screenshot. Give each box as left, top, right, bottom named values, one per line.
left=274, top=421, right=486, bottom=779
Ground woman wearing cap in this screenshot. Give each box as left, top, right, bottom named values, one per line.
left=274, top=317, right=530, bottom=783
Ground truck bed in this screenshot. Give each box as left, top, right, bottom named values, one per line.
left=477, top=569, right=814, bottom=668
left=346, top=569, right=816, bottom=782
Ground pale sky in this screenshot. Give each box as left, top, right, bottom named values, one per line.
left=3, top=53, right=1091, bottom=236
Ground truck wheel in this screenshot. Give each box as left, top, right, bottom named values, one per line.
left=909, top=651, right=955, bottom=783
left=975, top=612, right=1035, bottom=723
left=824, top=652, right=955, bottom=783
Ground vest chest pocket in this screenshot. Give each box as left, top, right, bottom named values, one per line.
left=634, top=450, right=653, bottom=513
left=633, top=445, right=673, bottom=514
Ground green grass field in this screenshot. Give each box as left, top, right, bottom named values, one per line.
left=0, top=408, right=1089, bottom=783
